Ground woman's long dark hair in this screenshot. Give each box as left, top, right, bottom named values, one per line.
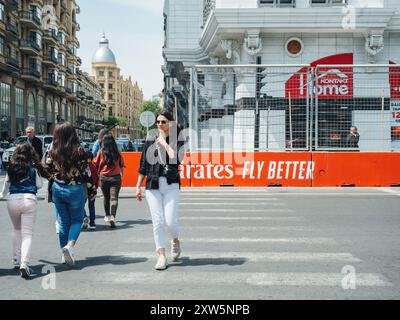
left=49, top=122, right=84, bottom=177
left=7, top=143, right=45, bottom=183
left=102, top=134, right=121, bottom=167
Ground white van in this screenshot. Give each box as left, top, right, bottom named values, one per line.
left=1, top=135, right=53, bottom=169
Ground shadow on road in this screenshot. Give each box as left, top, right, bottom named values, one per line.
left=82, top=218, right=152, bottom=233
left=27, top=255, right=149, bottom=279
left=169, top=257, right=247, bottom=267
left=0, top=268, right=19, bottom=277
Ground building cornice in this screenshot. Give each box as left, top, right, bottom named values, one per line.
left=200, top=8, right=398, bottom=53
left=163, top=47, right=209, bottom=66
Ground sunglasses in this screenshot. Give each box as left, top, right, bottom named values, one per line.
left=157, top=120, right=167, bottom=124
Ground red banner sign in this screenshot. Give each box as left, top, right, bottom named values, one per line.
left=286, top=53, right=354, bottom=99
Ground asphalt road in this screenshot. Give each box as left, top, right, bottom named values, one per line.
left=0, top=178, right=399, bottom=300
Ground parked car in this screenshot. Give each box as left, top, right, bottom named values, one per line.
left=115, top=138, right=134, bottom=152
left=80, top=141, right=90, bottom=152
left=133, top=139, right=145, bottom=152
left=0, top=141, right=11, bottom=170
left=116, top=141, right=127, bottom=152
left=1, top=135, right=53, bottom=169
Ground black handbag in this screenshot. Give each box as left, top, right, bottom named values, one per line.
left=157, top=143, right=179, bottom=180
left=163, top=164, right=179, bottom=180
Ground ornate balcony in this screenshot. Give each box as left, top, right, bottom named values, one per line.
left=43, top=54, right=59, bottom=66
left=19, top=39, right=41, bottom=55
left=43, top=29, right=59, bottom=45
left=21, top=68, right=42, bottom=82
left=19, top=11, right=42, bottom=29
left=5, top=22, right=19, bottom=41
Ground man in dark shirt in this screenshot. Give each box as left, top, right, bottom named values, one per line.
left=25, top=127, right=43, bottom=160
left=346, top=126, right=360, bottom=149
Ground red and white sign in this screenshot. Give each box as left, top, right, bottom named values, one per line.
left=286, top=53, right=354, bottom=99
left=389, top=61, right=400, bottom=99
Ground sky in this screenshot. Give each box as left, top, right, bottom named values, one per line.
left=78, top=0, right=164, bottom=100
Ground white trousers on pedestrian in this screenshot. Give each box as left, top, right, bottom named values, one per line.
left=7, top=198, right=38, bottom=265
left=146, top=177, right=180, bottom=252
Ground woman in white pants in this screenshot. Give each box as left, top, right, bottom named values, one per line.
left=136, top=112, right=184, bottom=270
left=0, top=143, right=45, bottom=279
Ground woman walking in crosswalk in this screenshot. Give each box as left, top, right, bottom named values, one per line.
left=45, top=122, right=96, bottom=266
left=135, top=112, right=185, bottom=270
left=0, top=143, right=46, bottom=278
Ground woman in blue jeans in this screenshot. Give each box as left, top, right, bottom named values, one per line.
left=45, top=122, right=96, bottom=266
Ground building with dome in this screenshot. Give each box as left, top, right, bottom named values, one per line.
left=92, top=33, right=143, bottom=138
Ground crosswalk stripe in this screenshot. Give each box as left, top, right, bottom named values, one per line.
left=113, top=252, right=362, bottom=263
left=180, top=216, right=301, bottom=220
left=179, top=198, right=280, bottom=201
left=127, top=237, right=337, bottom=244
left=180, top=226, right=307, bottom=231
left=180, top=209, right=291, bottom=212
left=99, top=272, right=392, bottom=287
left=179, top=202, right=284, bottom=206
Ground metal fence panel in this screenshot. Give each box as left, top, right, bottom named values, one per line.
left=191, top=65, right=311, bottom=152
left=314, top=65, right=400, bottom=152
left=190, top=64, right=400, bottom=152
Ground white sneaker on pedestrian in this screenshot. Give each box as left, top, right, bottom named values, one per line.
left=62, top=246, right=75, bottom=266
left=13, top=258, right=20, bottom=270
left=171, top=241, right=182, bottom=261
left=104, top=216, right=111, bottom=223
left=19, top=264, right=31, bottom=279
left=110, top=215, right=116, bottom=228
left=155, top=255, right=168, bottom=271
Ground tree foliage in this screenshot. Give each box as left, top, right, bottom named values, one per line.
left=137, top=100, right=162, bottom=138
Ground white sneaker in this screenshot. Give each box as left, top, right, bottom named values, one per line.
left=55, top=221, right=60, bottom=234
left=20, top=264, right=31, bottom=279
left=110, top=216, right=116, bottom=228
left=62, top=246, right=75, bottom=266
left=171, top=241, right=182, bottom=261
left=104, top=216, right=111, bottom=223
left=13, top=258, right=20, bottom=270
left=155, top=255, right=168, bottom=271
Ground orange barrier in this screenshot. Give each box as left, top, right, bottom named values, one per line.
left=312, top=152, right=400, bottom=187
left=121, top=152, right=400, bottom=188
left=121, top=152, right=191, bottom=188
left=188, top=152, right=313, bottom=187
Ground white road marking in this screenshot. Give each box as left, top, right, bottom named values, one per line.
left=113, top=252, right=362, bottom=263
left=128, top=237, right=337, bottom=244
left=179, top=202, right=284, bottom=206
left=99, top=272, right=392, bottom=287
left=180, top=226, right=307, bottom=231
left=180, top=216, right=300, bottom=220
left=380, top=188, right=400, bottom=197
left=180, top=209, right=290, bottom=212
left=179, top=197, right=280, bottom=201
